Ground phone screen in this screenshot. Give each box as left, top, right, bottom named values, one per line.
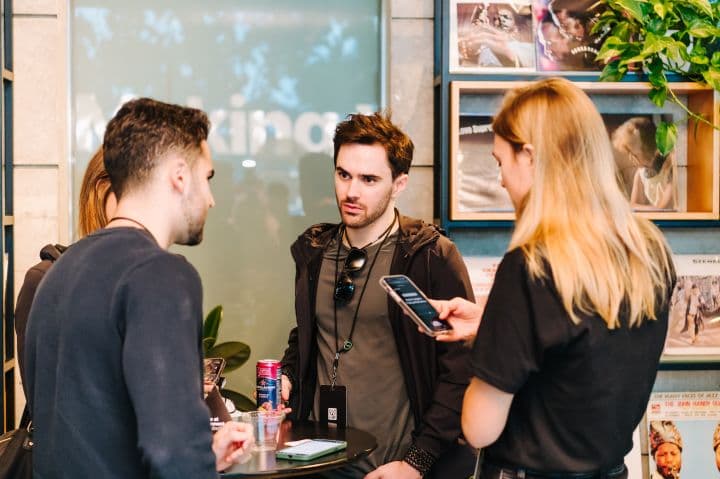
left=382, top=276, right=452, bottom=333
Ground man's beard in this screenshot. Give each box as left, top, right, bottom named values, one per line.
left=180, top=196, right=206, bottom=246
left=337, top=189, right=392, bottom=230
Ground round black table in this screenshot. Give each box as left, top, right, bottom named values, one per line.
left=222, top=421, right=377, bottom=478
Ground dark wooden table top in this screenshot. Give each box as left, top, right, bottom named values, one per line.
left=222, top=420, right=377, bottom=478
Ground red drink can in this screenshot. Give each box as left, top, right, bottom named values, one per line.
left=256, top=359, right=282, bottom=410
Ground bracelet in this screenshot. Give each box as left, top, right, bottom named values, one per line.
left=403, top=444, right=435, bottom=476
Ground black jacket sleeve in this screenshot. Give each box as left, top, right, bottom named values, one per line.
left=405, top=238, right=475, bottom=468
left=15, top=260, right=54, bottom=388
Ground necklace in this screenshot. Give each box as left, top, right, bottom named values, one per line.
left=344, top=214, right=397, bottom=250
left=108, top=216, right=151, bottom=235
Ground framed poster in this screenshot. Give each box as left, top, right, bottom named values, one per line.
left=449, top=0, right=535, bottom=74
left=663, top=255, right=720, bottom=362
left=464, top=256, right=503, bottom=300
left=533, top=0, right=608, bottom=73
left=606, top=113, right=684, bottom=213
left=646, top=391, right=720, bottom=477
left=449, top=81, right=718, bottom=222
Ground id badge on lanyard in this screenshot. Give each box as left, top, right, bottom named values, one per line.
left=319, top=384, right=347, bottom=428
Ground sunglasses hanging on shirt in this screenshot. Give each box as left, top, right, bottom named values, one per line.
left=334, top=247, right=368, bottom=304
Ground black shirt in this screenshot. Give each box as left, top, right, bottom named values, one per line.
left=471, top=248, right=670, bottom=472
left=25, top=227, right=217, bottom=479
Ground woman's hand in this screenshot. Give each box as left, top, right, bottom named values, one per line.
left=426, top=296, right=486, bottom=344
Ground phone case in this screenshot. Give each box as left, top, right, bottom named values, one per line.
left=203, top=357, right=226, bottom=385
left=379, top=275, right=452, bottom=337
left=275, top=439, right=348, bottom=461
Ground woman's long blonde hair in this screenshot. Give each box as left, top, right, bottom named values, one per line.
left=493, top=78, right=674, bottom=328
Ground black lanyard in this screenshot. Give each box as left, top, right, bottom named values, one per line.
left=330, top=211, right=397, bottom=387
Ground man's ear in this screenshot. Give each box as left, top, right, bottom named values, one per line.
left=391, top=173, right=408, bottom=199
left=169, top=156, right=191, bottom=194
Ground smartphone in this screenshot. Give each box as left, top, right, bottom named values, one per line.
left=379, top=275, right=453, bottom=337
left=204, top=357, right=226, bottom=385
left=275, top=439, right=348, bottom=461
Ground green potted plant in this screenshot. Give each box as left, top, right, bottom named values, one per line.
left=203, top=305, right=255, bottom=411
left=594, top=0, right=720, bottom=153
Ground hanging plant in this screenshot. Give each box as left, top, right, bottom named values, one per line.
left=593, top=0, right=720, bottom=154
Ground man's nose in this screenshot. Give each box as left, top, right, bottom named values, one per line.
left=346, top=179, right=361, bottom=199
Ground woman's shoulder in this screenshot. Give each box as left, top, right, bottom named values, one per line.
left=500, top=247, right=529, bottom=271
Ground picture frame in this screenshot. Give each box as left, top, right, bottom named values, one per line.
left=646, top=391, right=720, bottom=477
left=662, top=255, right=720, bottom=363
left=532, top=0, right=608, bottom=73
left=449, top=81, right=720, bottom=222
left=449, top=0, right=535, bottom=74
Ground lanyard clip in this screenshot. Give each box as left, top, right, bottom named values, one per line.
left=330, top=352, right=340, bottom=389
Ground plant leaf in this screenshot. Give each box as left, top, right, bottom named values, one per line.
left=656, top=122, right=678, bottom=156
left=648, top=86, right=668, bottom=107
left=611, top=22, right=632, bottom=41
left=702, top=68, right=720, bottom=90
left=688, top=20, right=720, bottom=39
left=614, top=0, right=645, bottom=22
left=220, top=389, right=257, bottom=412
left=202, top=305, right=223, bottom=354
left=598, top=61, right=627, bottom=82
left=686, top=0, right=713, bottom=19
left=652, top=2, right=666, bottom=19
left=206, top=341, right=251, bottom=372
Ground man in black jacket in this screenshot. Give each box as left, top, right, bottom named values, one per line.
left=280, top=112, right=475, bottom=478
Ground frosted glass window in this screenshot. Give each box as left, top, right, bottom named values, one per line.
left=71, top=0, right=382, bottom=394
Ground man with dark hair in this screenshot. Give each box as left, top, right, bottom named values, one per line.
left=280, top=112, right=475, bottom=478
left=649, top=420, right=683, bottom=479
left=25, top=97, right=252, bottom=478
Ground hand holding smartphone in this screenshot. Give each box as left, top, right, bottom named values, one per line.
left=204, top=357, right=226, bottom=386
left=379, top=275, right=453, bottom=337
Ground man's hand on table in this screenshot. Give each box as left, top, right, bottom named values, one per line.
left=213, top=421, right=253, bottom=471
left=364, top=460, right=421, bottom=479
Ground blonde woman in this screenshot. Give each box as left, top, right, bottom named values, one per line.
left=430, top=78, right=675, bottom=478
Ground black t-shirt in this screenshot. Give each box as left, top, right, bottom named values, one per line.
left=471, top=248, right=670, bottom=472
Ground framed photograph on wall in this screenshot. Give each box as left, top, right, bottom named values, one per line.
left=449, top=81, right=719, bottom=222
left=606, top=112, right=685, bottom=213
left=449, top=0, right=535, bottom=74
left=663, top=255, right=720, bottom=362
left=533, top=0, right=608, bottom=73
left=646, top=391, right=720, bottom=477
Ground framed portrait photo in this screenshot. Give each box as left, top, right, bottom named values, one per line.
left=533, top=0, right=608, bottom=73
left=449, top=0, right=535, bottom=74
left=448, top=81, right=719, bottom=223
left=663, top=255, right=720, bottom=362
left=646, top=392, right=720, bottom=477
left=605, top=112, right=686, bottom=214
